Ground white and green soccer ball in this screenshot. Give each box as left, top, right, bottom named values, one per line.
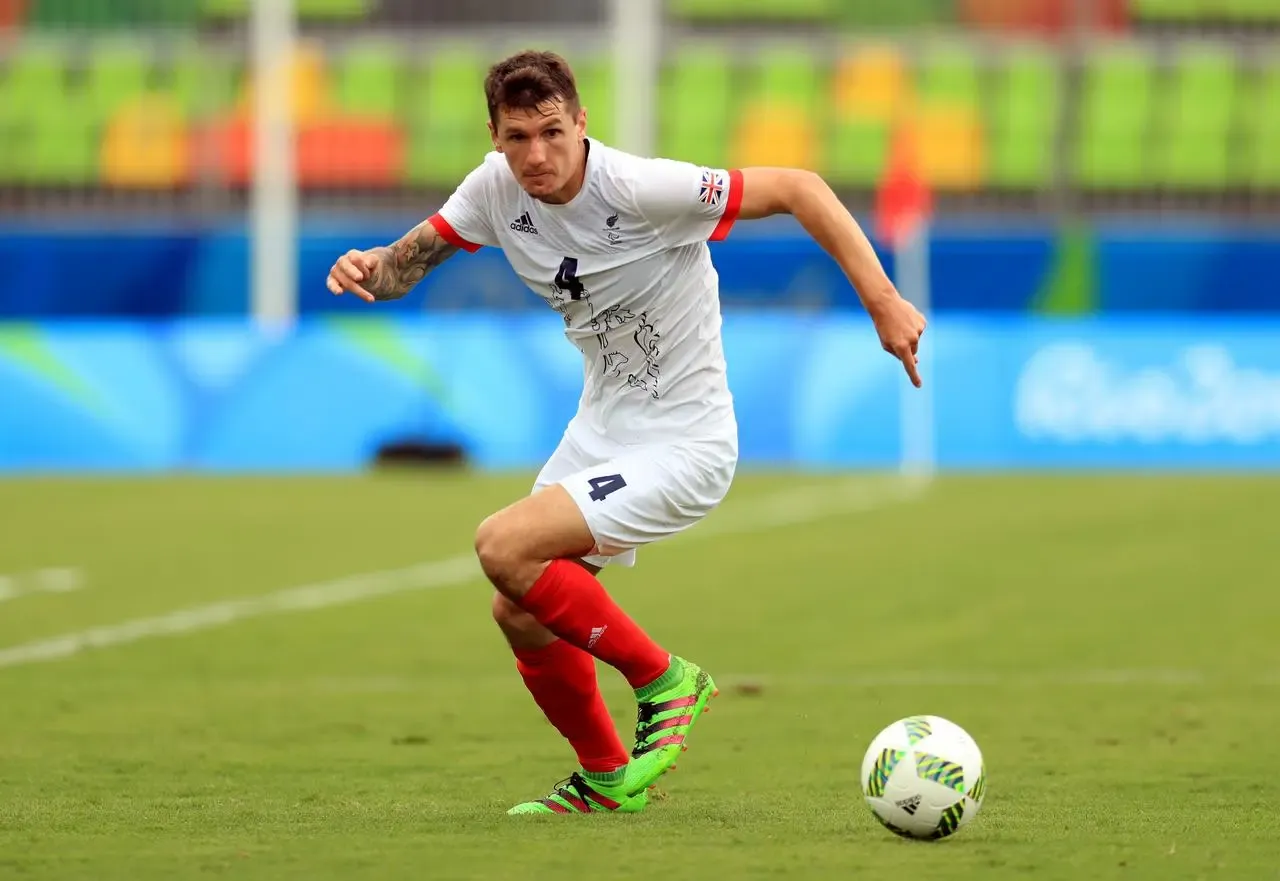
left=861, top=715, right=987, bottom=840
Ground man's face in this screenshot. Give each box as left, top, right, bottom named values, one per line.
left=490, top=99, right=587, bottom=203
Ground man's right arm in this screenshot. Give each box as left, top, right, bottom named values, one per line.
left=364, top=220, right=462, bottom=301
left=330, top=156, right=496, bottom=302
left=326, top=220, right=461, bottom=303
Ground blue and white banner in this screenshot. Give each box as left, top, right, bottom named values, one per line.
left=936, top=318, right=1280, bottom=468
left=0, top=315, right=1277, bottom=472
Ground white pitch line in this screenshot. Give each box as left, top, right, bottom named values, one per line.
left=0, top=567, right=85, bottom=604
left=0, top=556, right=476, bottom=670
left=0, top=474, right=926, bottom=671
left=692, top=471, right=928, bottom=539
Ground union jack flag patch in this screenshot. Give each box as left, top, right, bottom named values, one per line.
left=698, top=169, right=725, bottom=206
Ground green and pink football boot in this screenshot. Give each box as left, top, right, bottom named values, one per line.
left=624, top=656, right=718, bottom=796
left=507, top=657, right=718, bottom=815
left=507, top=771, right=647, bottom=815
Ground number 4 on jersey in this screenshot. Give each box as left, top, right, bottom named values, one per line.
left=587, top=473, right=626, bottom=502
left=555, top=256, right=588, bottom=301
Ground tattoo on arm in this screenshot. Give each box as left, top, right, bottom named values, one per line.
left=364, top=223, right=461, bottom=301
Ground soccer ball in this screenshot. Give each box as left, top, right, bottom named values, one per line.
left=860, top=715, right=986, bottom=840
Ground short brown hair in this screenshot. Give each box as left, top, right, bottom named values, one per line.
left=484, top=50, right=580, bottom=128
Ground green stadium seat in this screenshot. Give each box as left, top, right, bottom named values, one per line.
left=753, top=46, right=822, bottom=112
left=1226, top=0, right=1280, bottom=22
left=668, top=0, right=833, bottom=21
left=3, top=44, right=65, bottom=119
left=658, top=46, right=735, bottom=168
left=987, top=48, right=1059, bottom=190
left=296, top=0, right=372, bottom=18
left=334, top=40, right=402, bottom=119
left=27, top=0, right=197, bottom=28
left=201, top=0, right=371, bottom=21
left=0, top=45, right=70, bottom=184
left=916, top=43, right=981, bottom=109
left=1073, top=45, right=1155, bottom=189
left=406, top=48, right=491, bottom=187
left=1153, top=46, right=1236, bottom=190
left=0, top=61, right=18, bottom=183
left=574, top=56, right=617, bottom=146
left=199, top=0, right=243, bottom=18
left=84, top=41, right=151, bottom=125
left=1135, top=0, right=1280, bottom=22
left=26, top=87, right=97, bottom=186
left=826, top=117, right=891, bottom=187
left=168, top=47, right=240, bottom=121
left=1240, top=62, right=1280, bottom=189
left=1130, top=0, right=1200, bottom=23
left=834, top=0, right=954, bottom=28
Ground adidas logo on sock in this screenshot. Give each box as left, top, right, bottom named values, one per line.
left=509, top=211, right=539, bottom=235
left=587, top=625, right=608, bottom=649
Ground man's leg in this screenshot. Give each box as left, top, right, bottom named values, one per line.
left=492, top=563, right=631, bottom=781
left=477, top=477, right=718, bottom=811
left=476, top=485, right=674, bottom=685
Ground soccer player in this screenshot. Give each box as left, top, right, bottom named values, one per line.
left=326, top=50, right=926, bottom=815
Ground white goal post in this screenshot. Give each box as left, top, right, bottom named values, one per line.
left=250, top=0, right=298, bottom=328
left=896, top=223, right=937, bottom=481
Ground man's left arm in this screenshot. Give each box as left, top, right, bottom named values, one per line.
left=737, top=167, right=928, bottom=388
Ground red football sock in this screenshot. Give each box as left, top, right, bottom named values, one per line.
left=519, top=559, right=672, bottom=689
left=513, top=639, right=630, bottom=773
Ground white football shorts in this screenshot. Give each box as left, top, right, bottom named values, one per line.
left=532, top=427, right=738, bottom=568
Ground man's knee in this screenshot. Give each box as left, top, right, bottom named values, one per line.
left=476, top=511, right=550, bottom=599
left=490, top=591, right=527, bottom=629
left=474, top=513, right=517, bottom=588
left=474, top=488, right=598, bottom=596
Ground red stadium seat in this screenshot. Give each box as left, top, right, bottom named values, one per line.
left=0, top=0, right=26, bottom=30
left=960, top=0, right=1128, bottom=33
left=196, top=115, right=252, bottom=186
left=296, top=118, right=404, bottom=187
left=193, top=114, right=404, bottom=188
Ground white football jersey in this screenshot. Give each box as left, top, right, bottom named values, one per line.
left=428, top=140, right=742, bottom=446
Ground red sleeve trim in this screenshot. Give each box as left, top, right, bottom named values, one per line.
left=709, top=168, right=744, bottom=242
left=428, top=213, right=482, bottom=253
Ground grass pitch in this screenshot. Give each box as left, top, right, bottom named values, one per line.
left=0, top=471, right=1277, bottom=880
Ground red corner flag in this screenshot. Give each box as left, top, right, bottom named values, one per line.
left=874, top=119, right=932, bottom=250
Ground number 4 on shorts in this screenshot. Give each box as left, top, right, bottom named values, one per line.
left=587, top=473, right=627, bottom=502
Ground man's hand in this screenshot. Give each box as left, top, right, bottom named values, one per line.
left=869, top=294, right=928, bottom=388
left=325, top=221, right=461, bottom=304
left=326, top=249, right=383, bottom=303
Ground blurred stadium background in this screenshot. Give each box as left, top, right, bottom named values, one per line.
left=2, top=0, right=1280, bottom=214
left=2, top=0, right=1278, bottom=472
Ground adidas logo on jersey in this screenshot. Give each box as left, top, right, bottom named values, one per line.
left=509, top=211, right=539, bottom=235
